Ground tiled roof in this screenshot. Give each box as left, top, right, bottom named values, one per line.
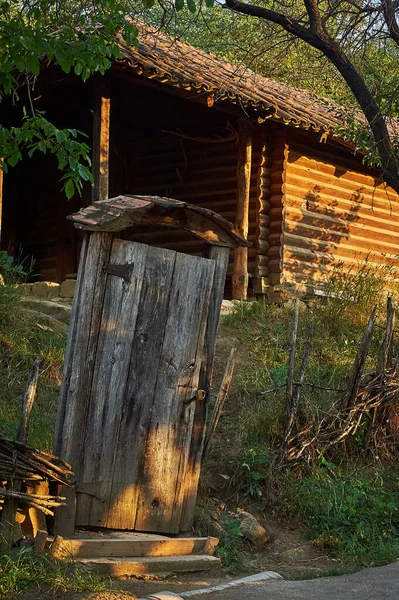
left=119, top=21, right=343, bottom=133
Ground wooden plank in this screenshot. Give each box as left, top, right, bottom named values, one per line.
left=76, top=554, right=221, bottom=576
left=53, top=234, right=89, bottom=456
left=58, top=537, right=213, bottom=558
left=134, top=252, right=215, bottom=533
left=55, top=232, right=112, bottom=535
left=232, top=118, right=252, bottom=299
left=54, top=485, right=76, bottom=538
left=92, top=77, right=111, bottom=203
left=75, top=239, right=148, bottom=527
left=101, top=245, right=176, bottom=529
left=180, top=245, right=229, bottom=531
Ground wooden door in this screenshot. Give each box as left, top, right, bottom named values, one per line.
left=57, top=235, right=215, bottom=533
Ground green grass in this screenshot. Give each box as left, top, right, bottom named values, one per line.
left=0, top=548, right=108, bottom=598
left=204, top=265, right=399, bottom=568
left=0, top=284, right=66, bottom=451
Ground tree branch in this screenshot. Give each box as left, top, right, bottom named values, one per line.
left=224, top=0, right=399, bottom=193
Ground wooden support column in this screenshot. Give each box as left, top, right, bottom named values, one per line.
left=232, top=118, right=252, bottom=300
left=92, top=78, right=111, bottom=203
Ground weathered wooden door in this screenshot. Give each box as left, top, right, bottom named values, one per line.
left=57, top=234, right=215, bottom=533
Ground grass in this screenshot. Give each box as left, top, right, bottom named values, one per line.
left=202, top=264, right=399, bottom=569
left=0, top=284, right=66, bottom=451
left=0, top=548, right=108, bottom=598
left=280, top=464, right=399, bottom=566
left=2, top=261, right=399, bottom=582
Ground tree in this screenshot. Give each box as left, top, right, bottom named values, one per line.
left=221, top=0, right=399, bottom=194
left=0, top=0, right=138, bottom=198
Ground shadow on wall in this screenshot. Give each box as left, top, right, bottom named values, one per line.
left=280, top=153, right=399, bottom=291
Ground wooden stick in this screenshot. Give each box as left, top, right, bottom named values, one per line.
left=377, top=297, right=395, bottom=374
left=284, top=299, right=300, bottom=429
left=0, top=359, right=41, bottom=549
left=342, top=308, right=376, bottom=411
left=203, top=347, right=237, bottom=459
left=366, top=298, right=395, bottom=449
left=16, top=359, right=41, bottom=444
left=282, top=324, right=313, bottom=458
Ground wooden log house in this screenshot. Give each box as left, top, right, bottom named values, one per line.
left=2, top=21, right=399, bottom=299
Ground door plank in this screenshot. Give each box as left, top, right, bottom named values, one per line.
left=180, top=245, right=230, bottom=531
left=134, top=252, right=215, bottom=533
left=76, top=239, right=148, bottom=526
left=56, top=232, right=112, bottom=473
left=103, top=245, right=177, bottom=529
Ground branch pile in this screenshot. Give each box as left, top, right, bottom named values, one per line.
left=282, top=298, right=399, bottom=466
left=0, top=435, right=73, bottom=515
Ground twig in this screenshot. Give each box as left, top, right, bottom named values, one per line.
left=203, top=347, right=237, bottom=459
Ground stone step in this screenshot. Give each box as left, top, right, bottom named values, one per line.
left=78, top=554, right=221, bottom=577
left=57, top=536, right=218, bottom=558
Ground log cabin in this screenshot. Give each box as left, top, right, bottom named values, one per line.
left=1, top=21, right=399, bottom=300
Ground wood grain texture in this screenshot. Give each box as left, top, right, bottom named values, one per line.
left=92, top=77, right=111, bottom=203
left=232, top=118, right=253, bottom=300
left=63, top=237, right=216, bottom=533
left=56, top=232, right=112, bottom=473
left=76, top=239, right=148, bottom=527
left=134, top=251, right=215, bottom=533
left=180, top=244, right=229, bottom=531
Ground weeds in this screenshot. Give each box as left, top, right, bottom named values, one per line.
left=280, top=465, right=399, bottom=564
left=0, top=548, right=108, bottom=598
left=0, top=284, right=65, bottom=451
left=214, top=516, right=245, bottom=572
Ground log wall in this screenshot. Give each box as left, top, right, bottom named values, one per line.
left=108, top=78, right=264, bottom=293
left=270, top=128, right=399, bottom=292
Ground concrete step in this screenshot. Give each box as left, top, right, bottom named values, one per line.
left=58, top=536, right=218, bottom=558
left=78, top=554, right=221, bottom=577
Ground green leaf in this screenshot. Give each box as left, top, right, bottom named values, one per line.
left=186, top=0, right=196, bottom=13
left=205, top=0, right=214, bottom=6
left=175, top=0, right=184, bottom=10
left=64, top=178, right=75, bottom=200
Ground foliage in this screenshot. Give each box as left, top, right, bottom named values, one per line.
left=0, top=547, right=107, bottom=597
left=280, top=466, right=399, bottom=563
left=214, top=516, right=245, bottom=572
left=231, top=448, right=269, bottom=499
left=0, top=249, right=35, bottom=282
left=0, top=112, right=93, bottom=199
left=0, top=0, right=138, bottom=197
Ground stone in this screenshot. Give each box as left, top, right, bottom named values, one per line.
left=18, top=283, right=33, bottom=295
left=60, top=279, right=76, bottom=298
left=220, top=299, right=236, bottom=315
left=32, top=281, right=60, bottom=299
left=235, top=511, right=269, bottom=549
left=21, top=298, right=72, bottom=325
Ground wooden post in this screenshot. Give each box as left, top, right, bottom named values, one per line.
left=232, top=118, right=252, bottom=300
left=92, top=77, right=111, bottom=203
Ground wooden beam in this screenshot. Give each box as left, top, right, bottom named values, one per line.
left=232, top=118, right=252, bottom=300
left=92, top=77, right=111, bottom=203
